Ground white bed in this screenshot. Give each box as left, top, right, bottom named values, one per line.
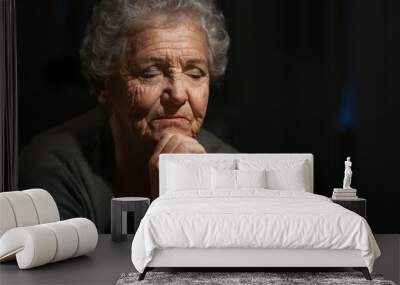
left=131, top=154, right=380, bottom=280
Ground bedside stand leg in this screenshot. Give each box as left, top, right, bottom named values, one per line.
left=354, top=267, right=371, bottom=280
left=138, top=268, right=148, bottom=281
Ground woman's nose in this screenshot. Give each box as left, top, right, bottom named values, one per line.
left=161, top=76, right=188, bottom=106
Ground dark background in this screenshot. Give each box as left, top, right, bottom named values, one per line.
left=17, top=0, right=400, bottom=233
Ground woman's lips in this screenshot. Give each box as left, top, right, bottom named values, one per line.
left=151, top=116, right=190, bottom=126
left=153, top=116, right=189, bottom=123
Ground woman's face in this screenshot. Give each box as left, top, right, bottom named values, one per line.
left=104, top=17, right=210, bottom=148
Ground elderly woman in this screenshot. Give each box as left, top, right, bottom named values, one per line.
left=19, top=0, right=237, bottom=233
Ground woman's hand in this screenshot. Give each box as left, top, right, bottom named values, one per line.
left=148, top=133, right=206, bottom=200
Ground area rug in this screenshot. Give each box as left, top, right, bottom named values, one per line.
left=116, top=271, right=396, bottom=285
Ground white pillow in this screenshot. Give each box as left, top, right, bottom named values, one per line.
left=167, top=162, right=212, bottom=191
left=236, top=169, right=267, bottom=188
left=212, top=168, right=237, bottom=190
left=266, top=167, right=306, bottom=191
left=237, top=159, right=308, bottom=191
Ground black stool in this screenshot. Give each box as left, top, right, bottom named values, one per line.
left=111, top=197, right=150, bottom=242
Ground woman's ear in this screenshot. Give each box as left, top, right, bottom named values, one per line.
left=97, top=78, right=114, bottom=113
left=97, top=89, right=109, bottom=106
left=96, top=88, right=112, bottom=113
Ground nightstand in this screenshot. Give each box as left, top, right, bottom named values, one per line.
left=111, top=197, right=150, bottom=242
left=331, top=198, right=367, bottom=219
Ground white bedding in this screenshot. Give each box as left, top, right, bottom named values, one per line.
left=131, top=190, right=380, bottom=273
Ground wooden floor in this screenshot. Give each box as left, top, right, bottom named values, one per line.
left=374, top=234, right=400, bottom=284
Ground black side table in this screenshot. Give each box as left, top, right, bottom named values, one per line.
left=111, top=197, right=150, bottom=242
left=331, top=198, right=367, bottom=219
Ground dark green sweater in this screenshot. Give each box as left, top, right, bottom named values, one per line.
left=19, top=108, right=238, bottom=233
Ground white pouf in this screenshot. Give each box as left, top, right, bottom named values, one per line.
left=0, top=196, right=17, bottom=237
left=1, top=191, right=39, bottom=227
left=24, top=188, right=60, bottom=224
left=0, top=218, right=98, bottom=269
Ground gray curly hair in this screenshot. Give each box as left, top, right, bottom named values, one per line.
left=80, top=0, right=230, bottom=96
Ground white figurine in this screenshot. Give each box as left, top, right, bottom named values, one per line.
left=343, top=157, right=353, bottom=189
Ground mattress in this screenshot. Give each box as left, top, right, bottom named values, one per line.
left=131, top=189, right=380, bottom=273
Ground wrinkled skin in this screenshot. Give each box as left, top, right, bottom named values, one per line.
left=99, top=17, right=209, bottom=199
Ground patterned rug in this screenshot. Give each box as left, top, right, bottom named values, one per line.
left=116, top=271, right=396, bottom=285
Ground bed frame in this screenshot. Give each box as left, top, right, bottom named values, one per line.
left=139, top=154, right=371, bottom=280
left=140, top=248, right=370, bottom=280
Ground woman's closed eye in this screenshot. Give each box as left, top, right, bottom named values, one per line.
left=141, top=67, right=162, bottom=79
left=185, top=67, right=206, bottom=79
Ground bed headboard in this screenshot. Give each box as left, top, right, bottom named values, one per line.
left=159, top=153, right=314, bottom=195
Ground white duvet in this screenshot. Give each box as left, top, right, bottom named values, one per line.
left=131, top=190, right=380, bottom=273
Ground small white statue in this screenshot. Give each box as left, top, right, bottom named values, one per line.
left=343, top=157, right=353, bottom=189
